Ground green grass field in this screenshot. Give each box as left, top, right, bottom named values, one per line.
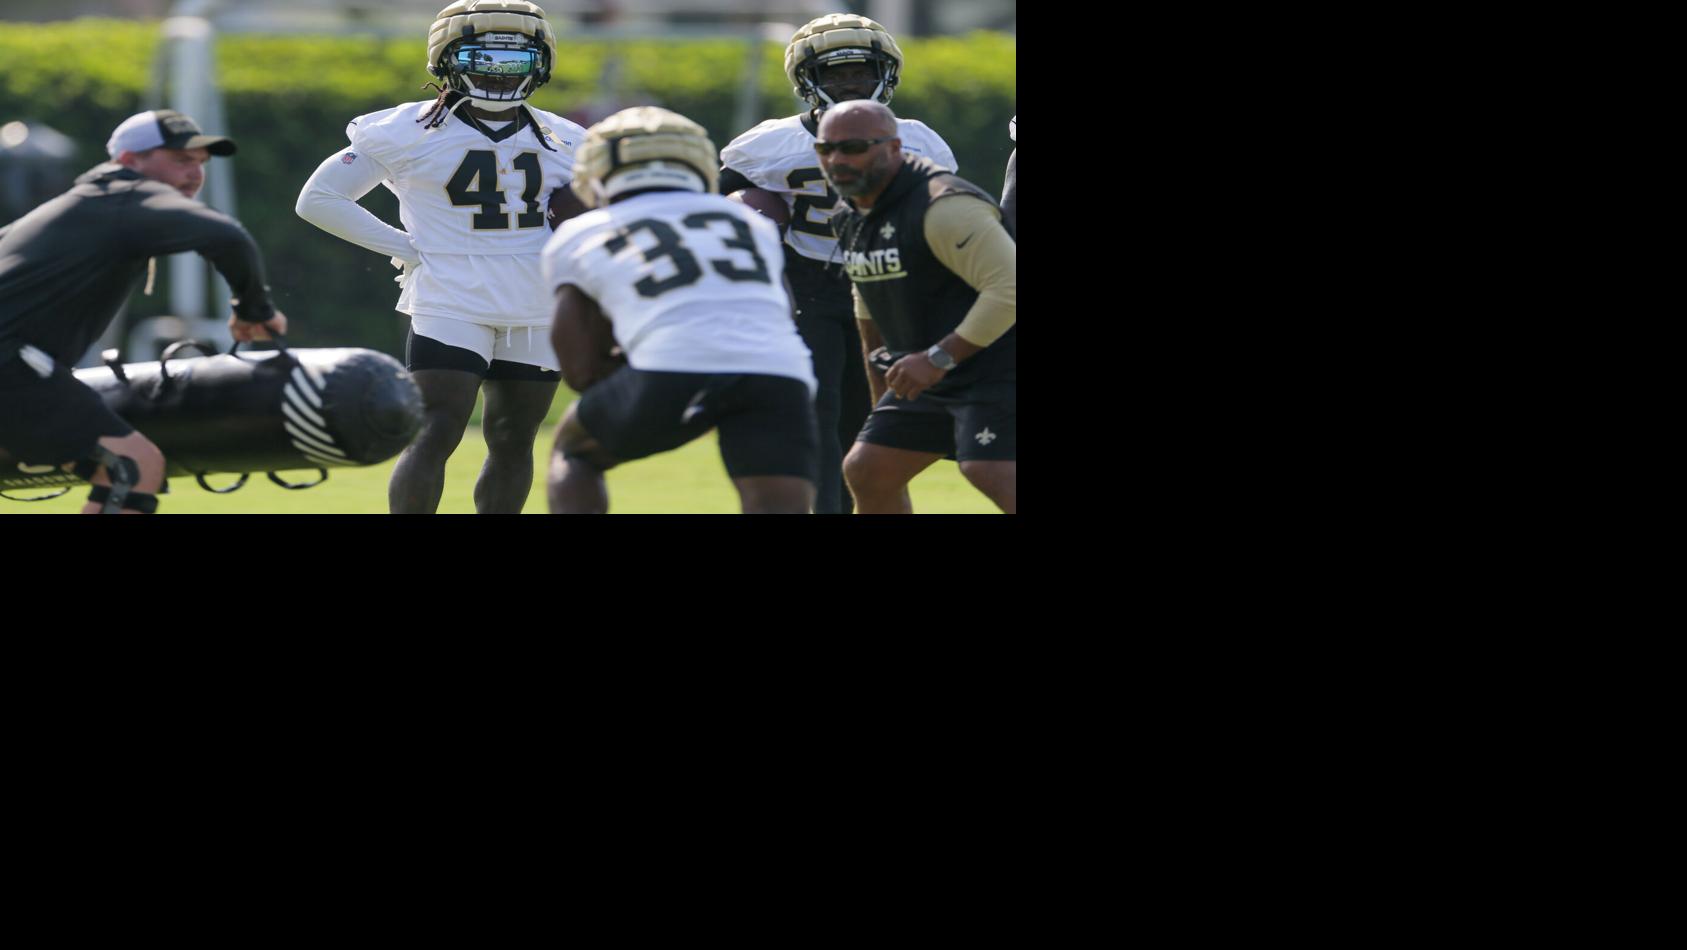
left=3, top=389, right=996, bottom=514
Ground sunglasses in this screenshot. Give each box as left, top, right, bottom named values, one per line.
left=453, top=46, right=540, bottom=76
left=813, top=136, right=896, bottom=156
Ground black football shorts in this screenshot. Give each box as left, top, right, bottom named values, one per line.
left=856, top=378, right=1016, bottom=462
left=0, top=349, right=134, bottom=465
left=576, top=365, right=818, bottom=481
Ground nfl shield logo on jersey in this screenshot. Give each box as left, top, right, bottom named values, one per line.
left=342, top=151, right=358, bottom=164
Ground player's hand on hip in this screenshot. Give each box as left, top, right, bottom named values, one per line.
left=886, top=352, right=946, bottom=401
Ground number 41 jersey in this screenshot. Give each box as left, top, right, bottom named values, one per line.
left=346, top=101, right=586, bottom=325
left=542, top=191, right=817, bottom=395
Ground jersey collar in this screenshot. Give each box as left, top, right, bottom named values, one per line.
left=458, top=104, right=533, bottom=143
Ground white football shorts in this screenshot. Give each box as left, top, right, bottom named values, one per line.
left=410, top=315, right=560, bottom=372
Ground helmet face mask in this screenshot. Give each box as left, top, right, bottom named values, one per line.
left=442, top=34, right=548, bottom=103
left=803, top=52, right=897, bottom=108
left=426, top=2, right=556, bottom=106
left=784, top=14, right=904, bottom=111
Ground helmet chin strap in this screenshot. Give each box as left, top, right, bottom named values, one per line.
left=449, top=88, right=523, bottom=116
left=467, top=94, right=522, bottom=111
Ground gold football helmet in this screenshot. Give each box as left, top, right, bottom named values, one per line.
left=426, top=1, right=557, bottom=105
left=571, top=107, right=721, bottom=207
left=784, top=14, right=905, bottom=110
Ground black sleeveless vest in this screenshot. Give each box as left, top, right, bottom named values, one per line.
left=832, top=156, right=1015, bottom=392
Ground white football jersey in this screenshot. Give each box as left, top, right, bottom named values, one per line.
left=345, top=101, right=587, bottom=326
left=719, top=113, right=957, bottom=264
left=543, top=191, right=816, bottom=394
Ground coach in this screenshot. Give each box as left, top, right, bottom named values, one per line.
left=0, top=109, right=286, bottom=514
left=820, top=101, right=1016, bottom=514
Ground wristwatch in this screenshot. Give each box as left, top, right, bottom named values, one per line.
left=925, top=344, right=958, bottom=372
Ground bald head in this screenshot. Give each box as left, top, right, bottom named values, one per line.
left=819, top=99, right=898, bottom=140
left=815, top=99, right=903, bottom=207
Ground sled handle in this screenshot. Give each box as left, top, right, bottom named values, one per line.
left=102, top=348, right=129, bottom=384
left=228, top=331, right=292, bottom=361
left=0, top=486, right=73, bottom=502
left=268, top=469, right=328, bottom=490
left=157, top=339, right=223, bottom=395
left=196, top=472, right=250, bottom=494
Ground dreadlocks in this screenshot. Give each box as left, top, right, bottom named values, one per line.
left=414, top=81, right=558, bottom=151
left=416, top=82, right=465, bottom=129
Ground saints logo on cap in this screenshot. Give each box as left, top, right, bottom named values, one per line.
left=160, top=113, right=197, bottom=136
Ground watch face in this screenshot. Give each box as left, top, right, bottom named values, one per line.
left=928, top=346, right=956, bottom=370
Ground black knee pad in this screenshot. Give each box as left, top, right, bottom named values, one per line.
left=486, top=359, right=561, bottom=383
left=86, top=484, right=159, bottom=514
left=74, top=447, right=145, bottom=512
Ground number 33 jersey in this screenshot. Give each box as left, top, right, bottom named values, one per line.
left=345, top=101, right=587, bottom=325
left=542, top=191, right=817, bottom=395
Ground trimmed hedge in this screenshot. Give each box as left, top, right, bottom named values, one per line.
left=2, top=20, right=1015, bottom=355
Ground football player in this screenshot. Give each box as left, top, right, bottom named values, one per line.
left=295, top=1, right=587, bottom=514
left=718, top=14, right=957, bottom=514
left=541, top=107, right=819, bottom=515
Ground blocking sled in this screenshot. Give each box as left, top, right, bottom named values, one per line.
left=1, top=340, right=423, bottom=497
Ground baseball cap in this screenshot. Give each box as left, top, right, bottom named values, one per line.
left=106, top=109, right=237, bottom=159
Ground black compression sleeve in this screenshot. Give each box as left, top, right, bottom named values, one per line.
left=719, top=166, right=755, bottom=195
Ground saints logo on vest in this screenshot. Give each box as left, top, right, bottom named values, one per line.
left=844, top=246, right=905, bottom=282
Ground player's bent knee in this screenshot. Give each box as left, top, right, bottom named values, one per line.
left=841, top=443, right=870, bottom=483
left=77, top=442, right=164, bottom=512
left=132, top=446, right=166, bottom=490
left=103, top=435, right=165, bottom=484
left=842, top=445, right=894, bottom=496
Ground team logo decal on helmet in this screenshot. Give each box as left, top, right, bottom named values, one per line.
left=571, top=107, right=720, bottom=208
left=784, top=13, right=905, bottom=110
left=427, top=1, right=557, bottom=105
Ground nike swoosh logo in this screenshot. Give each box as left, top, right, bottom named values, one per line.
left=956, top=233, right=976, bottom=249
left=680, top=389, right=708, bottom=425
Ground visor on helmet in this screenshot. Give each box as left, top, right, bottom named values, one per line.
left=453, top=45, right=542, bottom=77
left=445, top=34, right=547, bottom=101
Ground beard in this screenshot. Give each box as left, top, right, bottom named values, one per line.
left=827, top=161, right=885, bottom=198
